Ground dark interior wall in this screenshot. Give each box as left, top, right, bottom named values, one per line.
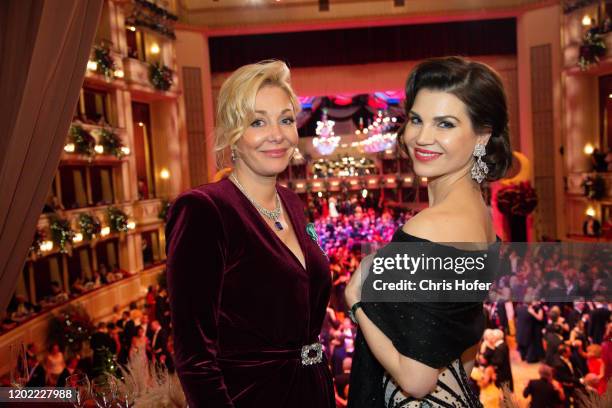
left=209, top=18, right=517, bottom=73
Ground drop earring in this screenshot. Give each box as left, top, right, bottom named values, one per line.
left=231, top=147, right=237, bottom=162
left=470, top=143, right=488, bottom=183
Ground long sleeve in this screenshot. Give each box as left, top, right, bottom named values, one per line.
left=165, top=190, right=234, bottom=407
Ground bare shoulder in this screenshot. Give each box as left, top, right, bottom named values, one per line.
left=402, top=207, right=491, bottom=243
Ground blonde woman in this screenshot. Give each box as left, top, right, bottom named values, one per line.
left=165, top=60, right=334, bottom=407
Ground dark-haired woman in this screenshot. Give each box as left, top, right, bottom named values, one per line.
left=345, top=56, right=512, bottom=407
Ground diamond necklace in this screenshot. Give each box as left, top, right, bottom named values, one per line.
left=229, top=174, right=284, bottom=231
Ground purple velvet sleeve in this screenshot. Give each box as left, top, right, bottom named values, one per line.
left=165, top=190, right=234, bottom=407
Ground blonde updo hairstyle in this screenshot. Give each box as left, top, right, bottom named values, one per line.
left=214, top=60, right=301, bottom=169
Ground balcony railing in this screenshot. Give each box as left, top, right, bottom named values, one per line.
left=123, top=58, right=179, bottom=98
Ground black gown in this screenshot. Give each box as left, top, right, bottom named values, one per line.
left=348, top=229, right=502, bottom=408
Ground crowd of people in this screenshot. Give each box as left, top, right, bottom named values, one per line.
left=2, top=198, right=611, bottom=407
left=1, top=264, right=134, bottom=334
left=313, top=203, right=612, bottom=407
left=482, top=299, right=612, bottom=407
left=489, top=244, right=610, bottom=304
left=1, top=284, right=173, bottom=389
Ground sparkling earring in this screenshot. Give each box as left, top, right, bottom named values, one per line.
left=470, top=143, right=488, bottom=184
left=231, top=147, right=237, bottom=162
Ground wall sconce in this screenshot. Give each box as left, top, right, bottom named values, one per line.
left=128, top=25, right=136, bottom=32
left=73, top=233, right=83, bottom=243
left=121, top=147, right=130, bottom=155
left=582, top=15, right=593, bottom=26
left=87, top=60, right=98, bottom=71
left=94, top=145, right=104, bottom=154
left=114, top=69, right=124, bottom=78
left=583, top=143, right=595, bottom=155
left=101, top=227, right=110, bottom=236
left=585, top=206, right=596, bottom=217
left=150, top=44, right=160, bottom=54
left=64, top=143, right=75, bottom=153
left=160, top=168, right=170, bottom=179
left=127, top=221, right=136, bottom=230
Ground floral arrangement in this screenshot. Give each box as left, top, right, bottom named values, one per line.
left=78, top=213, right=101, bottom=241
left=29, top=229, right=45, bottom=259
left=50, top=216, right=75, bottom=254
left=47, top=304, right=95, bottom=353
left=149, top=63, right=174, bottom=91
left=107, top=206, right=129, bottom=233
left=158, top=199, right=170, bottom=221
left=581, top=174, right=606, bottom=200
left=126, top=0, right=178, bottom=40
left=69, top=125, right=96, bottom=158
left=496, top=181, right=538, bottom=217
left=99, top=128, right=126, bottom=158
left=578, top=28, right=607, bottom=71
left=93, top=45, right=116, bottom=80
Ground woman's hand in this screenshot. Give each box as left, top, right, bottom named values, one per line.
left=345, top=253, right=374, bottom=309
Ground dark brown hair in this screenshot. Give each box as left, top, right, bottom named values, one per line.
left=398, top=56, right=512, bottom=181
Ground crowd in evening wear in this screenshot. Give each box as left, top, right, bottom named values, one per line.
left=0, top=285, right=174, bottom=389
left=2, top=194, right=611, bottom=408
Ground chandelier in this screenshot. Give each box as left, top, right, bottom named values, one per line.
left=312, top=108, right=340, bottom=155
left=361, top=111, right=397, bottom=153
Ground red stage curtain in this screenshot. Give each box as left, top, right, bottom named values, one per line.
left=0, top=0, right=103, bottom=311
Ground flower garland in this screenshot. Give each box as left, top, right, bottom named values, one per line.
left=78, top=213, right=101, bottom=241
left=107, top=206, right=129, bottom=233
left=50, top=216, right=75, bottom=254
left=126, top=0, right=178, bottom=40
left=149, top=62, right=174, bottom=91
left=496, top=181, right=538, bottom=217
left=69, top=125, right=96, bottom=158
left=29, top=229, right=45, bottom=259
left=99, top=128, right=126, bottom=158
left=578, top=28, right=607, bottom=71
left=581, top=174, right=606, bottom=200
left=93, top=45, right=116, bottom=80
left=48, top=304, right=95, bottom=353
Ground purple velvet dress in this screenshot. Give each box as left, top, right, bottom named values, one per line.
left=165, top=177, right=334, bottom=408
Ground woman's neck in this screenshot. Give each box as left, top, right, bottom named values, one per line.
left=232, top=163, right=278, bottom=209
left=426, top=163, right=483, bottom=209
